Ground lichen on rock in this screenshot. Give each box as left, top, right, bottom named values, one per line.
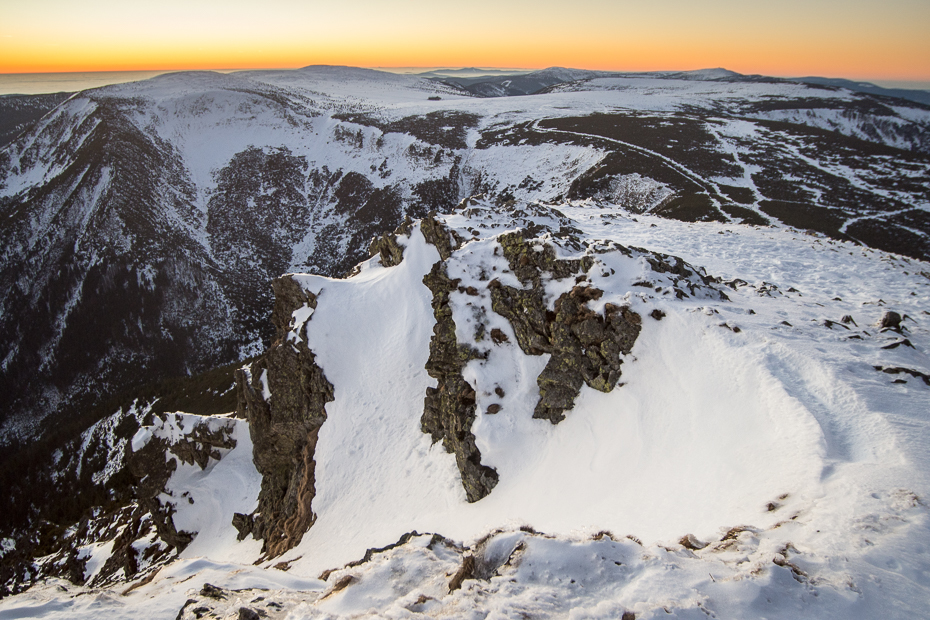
left=535, top=287, right=641, bottom=423
left=414, top=213, right=500, bottom=503
left=235, top=275, right=334, bottom=559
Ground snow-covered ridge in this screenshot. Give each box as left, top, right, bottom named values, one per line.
left=2, top=196, right=929, bottom=617
left=2, top=63, right=928, bottom=451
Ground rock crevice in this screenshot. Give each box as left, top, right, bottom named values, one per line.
left=421, top=261, right=499, bottom=503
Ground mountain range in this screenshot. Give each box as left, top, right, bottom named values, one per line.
left=0, top=65, right=928, bottom=618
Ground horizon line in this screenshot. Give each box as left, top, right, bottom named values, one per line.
left=1, top=65, right=928, bottom=92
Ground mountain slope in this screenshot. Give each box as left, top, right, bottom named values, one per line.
left=1, top=197, right=928, bottom=618
left=1, top=65, right=927, bottom=476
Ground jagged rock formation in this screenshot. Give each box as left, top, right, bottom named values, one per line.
left=415, top=213, right=501, bottom=502
left=368, top=216, right=413, bottom=267
left=421, top=260, right=499, bottom=502
left=540, top=286, right=641, bottom=423
left=483, top=230, right=644, bottom=423
left=235, top=277, right=334, bottom=558
left=0, top=407, right=242, bottom=596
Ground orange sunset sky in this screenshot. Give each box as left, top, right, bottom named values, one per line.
left=2, top=0, right=928, bottom=83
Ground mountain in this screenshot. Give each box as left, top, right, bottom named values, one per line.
left=792, top=76, right=930, bottom=107
left=431, top=66, right=620, bottom=97
left=0, top=92, right=73, bottom=149
left=2, top=66, right=928, bottom=448
left=416, top=67, right=534, bottom=79
left=0, top=67, right=929, bottom=615
left=1, top=196, right=928, bottom=618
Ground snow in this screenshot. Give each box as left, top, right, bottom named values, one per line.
left=288, top=305, right=314, bottom=344
left=2, top=66, right=929, bottom=618
left=128, top=412, right=263, bottom=563
left=130, top=427, right=152, bottom=453
left=78, top=540, right=115, bottom=583
left=166, top=417, right=263, bottom=562
left=2, top=201, right=929, bottom=618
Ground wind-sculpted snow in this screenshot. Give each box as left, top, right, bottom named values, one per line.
left=2, top=66, right=930, bottom=616
left=231, top=200, right=825, bottom=570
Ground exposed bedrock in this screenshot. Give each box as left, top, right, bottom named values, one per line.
left=368, top=216, right=414, bottom=267
left=421, top=260, right=500, bottom=503
left=489, top=231, right=642, bottom=423
left=235, top=276, right=334, bottom=559
left=129, top=418, right=237, bottom=552
left=235, top=207, right=719, bottom=524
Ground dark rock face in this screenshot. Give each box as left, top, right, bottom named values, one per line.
left=420, top=210, right=465, bottom=260
left=368, top=216, right=414, bottom=267
left=535, top=288, right=642, bottom=423
left=207, top=145, right=312, bottom=342
left=235, top=276, right=334, bottom=559
left=488, top=230, right=642, bottom=423
left=0, top=95, right=237, bottom=441
left=421, top=261, right=499, bottom=503
left=0, top=92, right=72, bottom=150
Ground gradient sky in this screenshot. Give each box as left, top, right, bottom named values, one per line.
left=2, top=0, right=928, bottom=82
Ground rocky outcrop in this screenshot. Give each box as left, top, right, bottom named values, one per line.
left=420, top=211, right=465, bottom=260
left=235, top=204, right=722, bottom=521
left=537, top=287, right=641, bottom=423
left=129, top=416, right=237, bottom=552
left=368, top=216, right=414, bottom=267
left=421, top=262, right=499, bottom=503
left=416, top=213, right=501, bottom=503
left=488, top=231, right=642, bottom=423
left=235, top=276, right=334, bottom=559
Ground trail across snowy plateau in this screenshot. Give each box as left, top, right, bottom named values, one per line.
left=2, top=198, right=928, bottom=619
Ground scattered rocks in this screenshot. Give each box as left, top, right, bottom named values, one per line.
left=874, top=365, right=930, bottom=386
left=127, top=418, right=240, bottom=553
left=200, top=583, right=227, bottom=599
left=238, top=608, right=261, bottom=620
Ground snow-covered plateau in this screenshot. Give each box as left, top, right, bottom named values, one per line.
left=0, top=66, right=928, bottom=618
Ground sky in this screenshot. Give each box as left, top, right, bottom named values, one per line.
left=1, top=0, right=928, bottom=83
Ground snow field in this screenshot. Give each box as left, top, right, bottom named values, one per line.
left=270, top=217, right=829, bottom=580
